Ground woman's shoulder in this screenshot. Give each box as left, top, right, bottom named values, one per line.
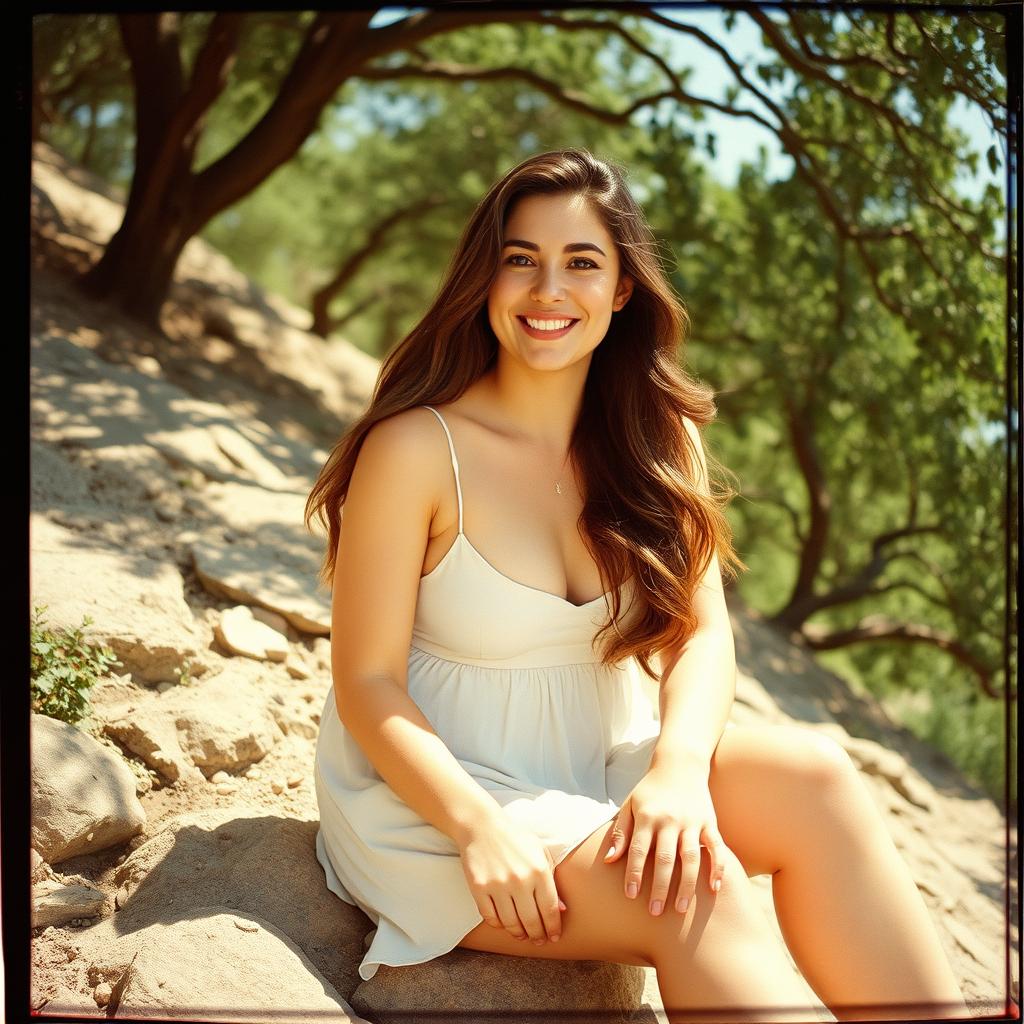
left=358, top=406, right=456, bottom=481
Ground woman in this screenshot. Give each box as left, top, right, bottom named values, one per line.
left=305, top=149, right=968, bottom=1022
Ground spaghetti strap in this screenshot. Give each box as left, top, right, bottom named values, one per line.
left=422, top=406, right=464, bottom=535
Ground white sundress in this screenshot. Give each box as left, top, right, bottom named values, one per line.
left=314, top=404, right=699, bottom=982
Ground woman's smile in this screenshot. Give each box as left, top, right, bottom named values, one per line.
left=516, top=315, right=580, bottom=340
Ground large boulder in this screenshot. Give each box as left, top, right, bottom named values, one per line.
left=31, top=714, right=146, bottom=864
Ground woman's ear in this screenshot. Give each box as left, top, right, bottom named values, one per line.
left=614, top=275, right=634, bottom=312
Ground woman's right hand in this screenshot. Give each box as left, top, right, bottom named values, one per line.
left=457, top=813, right=567, bottom=945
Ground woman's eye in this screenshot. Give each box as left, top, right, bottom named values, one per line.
left=505, top=254, right=597, bottom=269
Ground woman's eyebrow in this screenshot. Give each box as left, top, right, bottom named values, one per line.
left=502, top=238, right=607, bottom=257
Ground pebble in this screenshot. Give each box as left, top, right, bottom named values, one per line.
left=216, top=783, right=238, bottom=795
left=245, top=767, right=262, bottom=780
left=271, top=780, right=284, bottom=794
left=94, top=982, right=112, bottom=1007
left=211, top=771, right=230, bottom=784
left=287, top=774, right=303, bottom=788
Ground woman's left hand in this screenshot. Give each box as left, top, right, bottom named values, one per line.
left=603, top=760, right=728, bottom=915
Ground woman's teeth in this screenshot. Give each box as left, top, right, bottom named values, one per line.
left=522, top=317, right=574, bottom=331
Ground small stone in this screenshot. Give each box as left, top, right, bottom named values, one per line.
left=210, top=770, right=230, bottom=784
left=215, top=606, right=289, bottom=662
left=285, top=657, right=311, bottom=680
left=134, top=355, right=162, bottom=378
left=94, top=982, right=112, bottom=1007
left=287, top=774, right=303, bottom=788
left=244, top=767, right=262, bottom=780
left=156, top=681, right=174, bottom=694
left=271, top=780, right=284, bottom=795
left=216, top=783, right=237, bottom=796
left=85, top=832, right=94, bottom=843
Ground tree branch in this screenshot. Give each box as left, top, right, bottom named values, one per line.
left=801, top=615, right=999, bottom=697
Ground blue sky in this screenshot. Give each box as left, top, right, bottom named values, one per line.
left=363, top=6, right=1004, bottom=203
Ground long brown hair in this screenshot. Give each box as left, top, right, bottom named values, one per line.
left=305, top=148, right=746, bottom=680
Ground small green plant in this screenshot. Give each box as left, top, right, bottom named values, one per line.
left=173, top=657, right=195, bottom=687
left=30, top=603, right=119, bottom=725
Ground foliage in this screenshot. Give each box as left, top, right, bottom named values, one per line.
left=30, top=604, right=119, bottom=725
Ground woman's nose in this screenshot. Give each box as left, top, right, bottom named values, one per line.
left=530, top=266, right=566, bottom=302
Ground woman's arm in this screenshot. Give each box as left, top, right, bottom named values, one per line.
left=330, top=410, right=503, bottom=847
left=649, top=416, right=737, bottom=776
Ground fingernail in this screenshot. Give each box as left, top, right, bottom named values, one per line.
left=551, top=934, right=560, bottom=943
left=713, top=879, right=721, bottom=893
left=605, top=845, right=616, bottom=859
left=650, top=900, right=663, bottom=915
left=678, top=896, right=689, bottom=913
left=533, top=938, right=545, bottom=945
left=559, top=900, right=567, bottom=911
left=626, top=882, right=638, bottom=898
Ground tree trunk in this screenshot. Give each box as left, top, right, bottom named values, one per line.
left=78, top=137, right=198, bottom=330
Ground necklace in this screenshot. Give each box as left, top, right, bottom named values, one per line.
left=555, top=451, right=570, bottom=495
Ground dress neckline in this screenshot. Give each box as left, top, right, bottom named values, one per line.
left=422, top=532, right=615, bottom=610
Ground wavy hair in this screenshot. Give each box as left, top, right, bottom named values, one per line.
left=305, top=148, right=746, bottom=681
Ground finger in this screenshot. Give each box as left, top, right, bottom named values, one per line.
left=648, top=825, right=680, bottom=916
left=475, top=893, right=502, bottom=929
left=603, top=804, right=632, bottom=863
left=494, top=893, right=527, bottom=940
left=536, top=880, right=565, bottom=943
left=674, top=829, right=702, bottom=913
left=517, top=891, right=548, bottom=945
left=703, top=827, right=727, bottom=893
left=624, top=823, right=652, bottom=902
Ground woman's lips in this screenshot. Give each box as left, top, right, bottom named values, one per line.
left=516, top=316, right=579, bottom=340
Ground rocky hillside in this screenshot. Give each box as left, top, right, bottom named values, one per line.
left=28, top=141, right=1015, bottom=1022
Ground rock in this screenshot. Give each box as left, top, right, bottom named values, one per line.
left=31, top=847, right=49, bottom=883
left=31, top=714, right=146, bottom=864
left=97, top=811, right=374, bottom=997
left=30, top=514, right=206, bottom=685
left=102, top=712, right=204, bottom=785
left=350, top=952, right=646, bottom=1024
left=215, top=605, right=290, bottom=662
left=103, top=675, right=279, bottom=781
left=32, top=882, right=107, bottom=929
left=190, top=482, right=331, bottom=635
left=285, top=655, right=311, bottom=679
left=44, top=907, right=371, bottom=1023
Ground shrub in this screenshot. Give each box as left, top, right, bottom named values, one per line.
left=30, top=603, right=119, bottom=725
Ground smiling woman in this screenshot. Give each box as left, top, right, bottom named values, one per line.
left=303, top=149, right=968, bottom=1023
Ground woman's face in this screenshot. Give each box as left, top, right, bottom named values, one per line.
left=487, top=192, right=633, bottom=373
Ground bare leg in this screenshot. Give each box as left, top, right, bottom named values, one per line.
left=771, top=756, right=969, bottom=1020
left=706, top=725, right=970, bottom=1022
